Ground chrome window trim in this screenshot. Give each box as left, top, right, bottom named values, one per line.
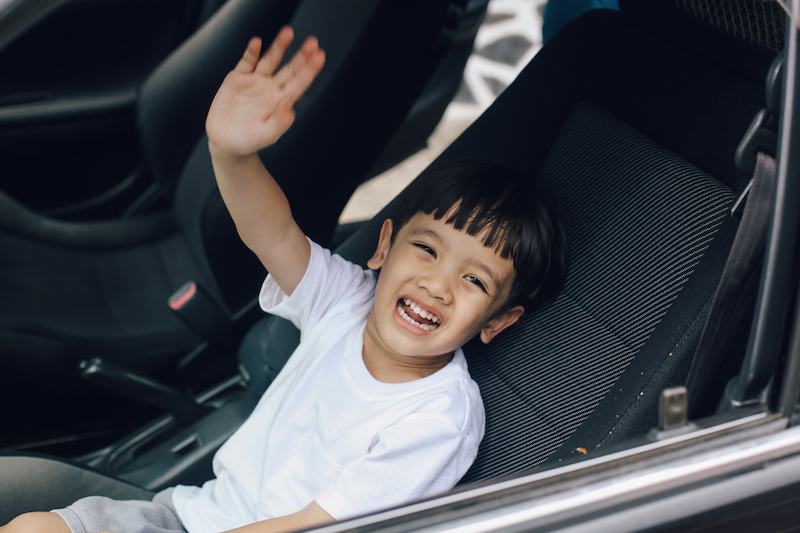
left=312, top=412, right=794, bottom=532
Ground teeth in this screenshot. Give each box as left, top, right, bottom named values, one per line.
left=397, top=300, right=439, bottom=331
left=403, top=299, right=438, bottom=323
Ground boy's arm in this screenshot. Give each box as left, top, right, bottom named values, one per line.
left=206, top=27, right=325, bottom=295
left=223, top=501, right=334, bottom=533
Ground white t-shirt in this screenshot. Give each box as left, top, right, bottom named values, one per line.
left=172, top=239, right=485, bottom=533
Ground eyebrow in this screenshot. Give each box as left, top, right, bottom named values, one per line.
left=409, top=226, right=503, bottom=290
left=470, top=258, right=502, bottom=291
left=409, top=227, right=444, bottom=243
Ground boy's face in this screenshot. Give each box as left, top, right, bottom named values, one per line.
left=365, top=212, right=524, bottom=362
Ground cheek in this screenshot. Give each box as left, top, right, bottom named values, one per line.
left=459, top=295, right=506, bottom=329
left=456, top=303, right=495, bottom=333
left=373, top=280, right=392, bottom=306
left=373, top=271, right=403, bottom=308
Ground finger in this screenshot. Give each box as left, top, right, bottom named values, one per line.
left=255, top=26, right=294, bottom=76
left=275, top=98, right=297, bottom=128
left=260, top=99, right=296, bottom=145
left=234, top=37, right=262, bottom=73
left=273, top=36, right=320, bottom=87
left=280, top=47, right=325, bottom=105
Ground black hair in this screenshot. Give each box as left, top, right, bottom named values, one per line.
left=391, top=159, right=569, bottom=312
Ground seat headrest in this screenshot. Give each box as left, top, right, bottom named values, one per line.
left=622, top=0, right=785, bottom=53
left=675, top=0, right=785, bottom=52
left=620, top=0, right=782, bottom=85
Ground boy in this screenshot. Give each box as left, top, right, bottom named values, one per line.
left=2, top=27, right=567, bottom=533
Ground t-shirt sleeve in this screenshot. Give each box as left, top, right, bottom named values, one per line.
left=259, top=238, right=375, bottom=332
left=314, top=415, right=480, bottom=521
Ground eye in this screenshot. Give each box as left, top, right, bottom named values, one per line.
left=465, top=275, right=488, bottom=293
left=413, top=243, right=436, bottom=258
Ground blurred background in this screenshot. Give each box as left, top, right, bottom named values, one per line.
left=339, top=0, right=547, bottom=224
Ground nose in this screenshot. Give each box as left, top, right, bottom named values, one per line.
left=417, top=265, right=453, bottom=303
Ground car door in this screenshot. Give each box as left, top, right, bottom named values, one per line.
left=0, top=0, right=223, bottom=218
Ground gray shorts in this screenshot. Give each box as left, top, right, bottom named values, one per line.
left=51, top=488, right=187, bottom=533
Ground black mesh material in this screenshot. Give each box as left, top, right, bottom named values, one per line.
left=676, top=0, right=786, bottom=51
left=460, top=102, right=734, bottom=483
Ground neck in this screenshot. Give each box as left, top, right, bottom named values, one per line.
left=361, top=332, right=454, bottom=384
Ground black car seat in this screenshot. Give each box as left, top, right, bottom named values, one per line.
left=0, top=0, right=487, bottom=444
left=0, top=0, right=780, bottom=522
left=458, top=0, right=781, bottom=479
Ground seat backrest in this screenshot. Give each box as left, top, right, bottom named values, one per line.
left=462, top=100, right=737, bottom=479
left=137, top=0, right=302, bottom=196
left=460, top=1, right=777, bottom=480
left=531, top=0, right=783, bottom=470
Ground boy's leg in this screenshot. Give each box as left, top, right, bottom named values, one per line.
left=1, top=511, right=71, bottom=533
left=1, top=491, right=184, bottom=533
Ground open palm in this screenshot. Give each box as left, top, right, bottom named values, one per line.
left=206, top=27, right=326, bottom=157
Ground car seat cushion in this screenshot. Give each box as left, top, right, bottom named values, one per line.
left=0, top=230, right=208, bottom=369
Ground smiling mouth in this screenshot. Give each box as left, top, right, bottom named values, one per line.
left=397, top=298, right=440, bottom=331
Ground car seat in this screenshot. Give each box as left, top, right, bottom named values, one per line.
left=0, top=0, right=488, bottom=448
left=457, top=0, right=780, bottom=479
left=0, top=0, right=781, bottom=521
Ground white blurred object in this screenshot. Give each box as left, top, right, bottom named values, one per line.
left=339, top=0, right=545, bottom=224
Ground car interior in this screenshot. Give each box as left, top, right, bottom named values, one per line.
left=0, top=0, right=489, bottom=450
left=0, top=0, right=791, bottom=526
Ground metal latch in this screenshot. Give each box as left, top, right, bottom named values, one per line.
left=649, top=386, right=697, bottom=440
left=659, top=386, right=688, bottom=431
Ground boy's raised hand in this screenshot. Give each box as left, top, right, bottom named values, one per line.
left=206, top=27, right=325, bottom=157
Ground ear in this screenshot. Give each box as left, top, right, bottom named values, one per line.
left=480, top=305, right=524, bottom=344
left=367, top=219, right=394, bottom=270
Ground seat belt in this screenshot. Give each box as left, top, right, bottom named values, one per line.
left=685, top=149, right=777, bottom=419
